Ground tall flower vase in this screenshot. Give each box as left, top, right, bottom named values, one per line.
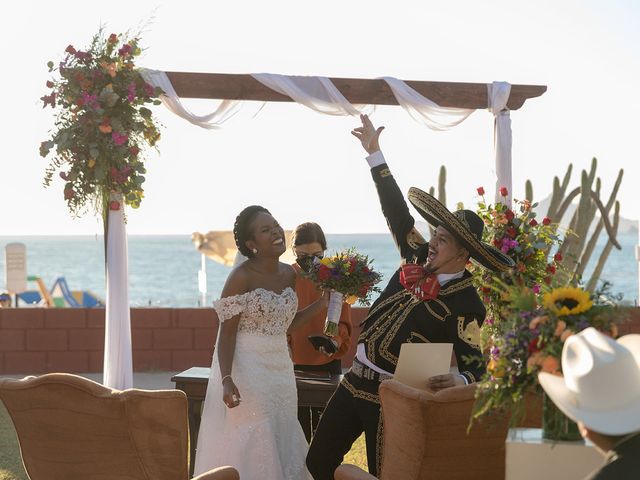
left=542, top=393, right=583, bottom=442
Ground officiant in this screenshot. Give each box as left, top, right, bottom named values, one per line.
left=306, top=115, right=515, bottom=480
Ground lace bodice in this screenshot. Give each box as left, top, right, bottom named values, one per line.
left=213, top=287, right=298, bottom=336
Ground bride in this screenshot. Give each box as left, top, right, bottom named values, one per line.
left=193, top=206, right=327, bottom=480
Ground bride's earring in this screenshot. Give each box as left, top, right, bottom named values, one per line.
left=252, top=248, right=258, bottom=254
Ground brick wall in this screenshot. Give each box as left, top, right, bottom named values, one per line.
left=0, top=307, right=638, bottom=375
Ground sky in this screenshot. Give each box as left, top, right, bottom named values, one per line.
left=1, top=0, right=638, bottom=235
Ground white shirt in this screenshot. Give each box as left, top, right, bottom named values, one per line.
left=357, top=150, right=468, bottom=383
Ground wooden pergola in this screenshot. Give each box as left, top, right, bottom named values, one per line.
left=165, top=72, right=546, bottom=110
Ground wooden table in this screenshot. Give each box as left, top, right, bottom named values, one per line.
left=172, top=366, right=342, bottom=475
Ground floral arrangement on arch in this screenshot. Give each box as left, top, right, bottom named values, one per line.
left=472, top=186, right=564, bottom=326
left=470, top=283, right=621, bottom=426
left=303, top=249, right=382, bottom=336
left=39, top=29, right=162, bottom=216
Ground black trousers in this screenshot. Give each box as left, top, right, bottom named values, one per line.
left=294, top=359, right=342, bottom=442
left=306, top=372, right=383, bottom=480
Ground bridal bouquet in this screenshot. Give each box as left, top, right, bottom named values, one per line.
left=303, top=248, right=382, bottom=336
left=39, top=28, right=162, bottom=217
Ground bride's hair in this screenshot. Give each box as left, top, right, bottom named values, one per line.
left=233, top=205, right=271, bottom=258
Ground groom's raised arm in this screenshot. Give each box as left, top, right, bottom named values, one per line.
left=351, top=115, right=426, bottom=261
left=367, top=152, right=425, bottom=261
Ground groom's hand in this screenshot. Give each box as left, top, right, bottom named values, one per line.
left=427, top=373, right=465, bottom=391
left=351, top=114, right=385, bottom=155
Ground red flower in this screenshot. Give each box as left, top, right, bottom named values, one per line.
left=41, top=93, right=56, bottom=108
left=554, top=253, right=563, bottom=262
left=506, top=227, right=518, bottom=239
left=318, top=265, right=330, bottom=281
left=63, top=187, right=74, bottom=200
left=65, top=45, right=76, bottom=55
left=46, top=80, right=54, bottom=88
left=481, top=286, right=491, bottom=294
left=109, top=201, right=120, bottom=211
left=529, top=219, right=538, bottom=227
left=499, top=186, right=509, bottom=197
left=505, top=210, right=515, bottom=221
left=544, top=276, right=552, bottom=285
left=108, top=33, right=118, bottom=44
left=546, top=264, right=556, bottom=274
left=118, top=44, right=133, bottom=57
left=528, top=337, right=544, bottom=354
left=477, top=186, right=485, bottom=196
left=543, top=217, right=551, bottom=226
left=129, top=146, right=140, bottom=156
left=348, top=259, right=357, bottom=273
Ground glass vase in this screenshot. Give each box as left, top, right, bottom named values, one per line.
left=542, top=393, right=583, bottom=442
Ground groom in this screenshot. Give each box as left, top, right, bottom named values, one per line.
left=306, top=115, right=514, bottom=479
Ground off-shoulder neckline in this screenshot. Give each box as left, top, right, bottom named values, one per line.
left=217, top=286, right=295, bottom=301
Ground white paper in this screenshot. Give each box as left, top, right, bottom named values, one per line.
left=394, top=343, right=453, bottom=389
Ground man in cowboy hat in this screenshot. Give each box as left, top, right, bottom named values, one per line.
left=539, top=328, right=640, bottom=479
left=306, top=115, right=514, bottom=479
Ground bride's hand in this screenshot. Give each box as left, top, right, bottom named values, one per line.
left=222, top=377, right=242, bottom=408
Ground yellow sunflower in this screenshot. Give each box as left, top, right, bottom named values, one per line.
left=542, top=287, right=592, bottom=316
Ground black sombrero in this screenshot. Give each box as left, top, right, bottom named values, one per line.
left=408, top=187, right=515, bottom=272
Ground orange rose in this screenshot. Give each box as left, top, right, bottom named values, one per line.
left=560, top=330, right=574, bottom=342
left=527, top=352, right=542, bottom=369
left=540, top=356, right=561, bottom=375
left=99, top=124, right=112, bottom=134
left=554, top=320, right=567, bottom=337
left=529, top=315, right=549, bottom=330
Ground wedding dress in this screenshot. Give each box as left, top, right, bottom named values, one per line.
left=193, top=287, right=312, bottom=480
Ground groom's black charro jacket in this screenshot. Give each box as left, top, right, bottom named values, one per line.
left=357, top=162, right=486, bottom=384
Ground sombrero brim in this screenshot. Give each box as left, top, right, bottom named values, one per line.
left=407, top=187, right=515, bottom=273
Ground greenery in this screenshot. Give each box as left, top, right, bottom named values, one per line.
left=39, top=28, right=162, bottom=217
left=472, top=187, right=564, bottom=328
left=471, top=284, right=622, bottom=425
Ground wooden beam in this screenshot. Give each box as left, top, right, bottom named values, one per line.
left=165, top=72, right=546, bottom=110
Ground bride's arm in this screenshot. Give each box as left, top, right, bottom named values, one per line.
left=215, top=267, right=248, bottom=409
left=287, top=268, right=330, bottom=334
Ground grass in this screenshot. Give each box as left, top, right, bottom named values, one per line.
left=0, top=402, right=368, bottom=479
left=0, top=404, right=26, bottom=480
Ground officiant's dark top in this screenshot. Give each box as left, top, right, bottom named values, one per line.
left=358, top=163, right=486, bottom=384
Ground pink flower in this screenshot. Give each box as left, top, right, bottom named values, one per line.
left=109, top=201, right=121, bottom=211
left=81, top=92, right=99, bottom=109
left=532, top=284, right=541, bottom=294
left=127, top=82, right=137, bottom=102
left=111, top=131, right=129, bottom=146
left=477, top=186, right=485, bottom=196
left=499, top=186, right=509, bottom=197
left=143, top=83, right=154, bottom=97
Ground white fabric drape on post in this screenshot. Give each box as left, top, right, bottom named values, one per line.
left=381, top=76, right=474, bottom=131
left=140, top=69, right=240, bottom=130
left=251, top=73, right=366, bottom=116
left=103, top=193, right=133, bottom=390
left=488, top=81, right=513, bottom=205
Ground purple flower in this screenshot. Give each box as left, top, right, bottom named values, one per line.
left=81, top=92, right=99, bottom=109
left=490, top=346, right=500, bottom=357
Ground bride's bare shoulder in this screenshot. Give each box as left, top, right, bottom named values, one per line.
left=221, top=265, right=250, bottom=297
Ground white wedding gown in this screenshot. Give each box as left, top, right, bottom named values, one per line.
left=193, top=287, right=312, bottom=480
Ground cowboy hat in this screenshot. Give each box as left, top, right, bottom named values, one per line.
left=538, top=327, right=640, bottom=436
left=407, top=187, right=514, bottom=272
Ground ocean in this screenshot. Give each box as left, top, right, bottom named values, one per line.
left=0, top=232, right=638, bottom=307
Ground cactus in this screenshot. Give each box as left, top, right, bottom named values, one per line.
left=525, top=180, right=533, bottom=203
left=586, top=201, right=620, bottom=293
left=576, top=169, right=623, bottom=278
left=438, top=165, right=447, bottom=207
left=546, top=164, right=573, bottom=222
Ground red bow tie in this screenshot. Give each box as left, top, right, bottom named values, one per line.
left=399, top=264, right=441, bottom=301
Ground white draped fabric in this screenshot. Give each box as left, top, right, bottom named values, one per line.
left=103, top=193, right=133, bottom=390
left=488, top=81, right=513, bottom=205
left=140, top=69, right=240, bottom=130
left=251, top=73, right=365, bottom=116
left=381, top=76, right=475, bottom=131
